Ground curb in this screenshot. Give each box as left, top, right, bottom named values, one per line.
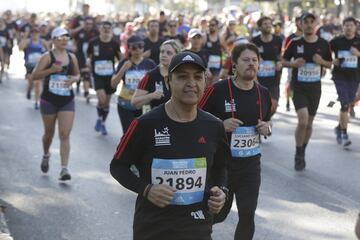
left=0, top=206, right=13, bottom=240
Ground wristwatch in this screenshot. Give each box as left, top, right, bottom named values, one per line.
left=219, top=186, right=230, bottom=201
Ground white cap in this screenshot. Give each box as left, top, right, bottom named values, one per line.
left=51, top=27, right=69, bottom=39
left=188, top=28, right=203, bottom=38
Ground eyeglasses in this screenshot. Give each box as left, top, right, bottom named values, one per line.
left=55, top=35, right=70, bottom=41
left=129, top=43, right=144, bottom=50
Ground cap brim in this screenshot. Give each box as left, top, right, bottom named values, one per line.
left=169, top=61, right=206, bottom=73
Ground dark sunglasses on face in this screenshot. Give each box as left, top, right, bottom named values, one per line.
left=130, top=43, right=144, bottom=50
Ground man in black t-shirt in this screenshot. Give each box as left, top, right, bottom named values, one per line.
left=87, top=21, right=121, bottom=135
left=144, top=19, right=165, bottom=64
left=110, top=51, right=229, bottom=240
left=282, top=12, right=332, bottom=171
left=330, top=17, right=360, bottom=148
left=251, top=16, right=283, bottom=116
left=200, top=43, right=272, bottom=240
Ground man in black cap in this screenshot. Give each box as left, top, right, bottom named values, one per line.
left=110, top=51, right=229, bottom=240
left=282, top=12, right=332, bottom=171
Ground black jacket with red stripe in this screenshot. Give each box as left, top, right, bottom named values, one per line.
left=110, top=104, right=230, bottom=239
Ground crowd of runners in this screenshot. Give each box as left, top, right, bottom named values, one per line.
left=0, top=4, right=360, bottom=240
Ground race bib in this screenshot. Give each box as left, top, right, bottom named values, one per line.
left=28, top=52, right=42, bottom=66
left=338, top=50, right=358, bottom=69
left=119, top=70, right=146, bottom=100
left=152, top=158, right=206, bottom=205
left=49, top=74, right=71, bottom=96
left=298, top=63, right=321, bottom=82
left=208, top=55, right=221, bottom=69
left=258, top=60, right=275, bottom=77
left=0, top=36, right=7, bottom=48
left=230, top=126, right=260, bottom=158
left=94, top=60, right=114, bottom=76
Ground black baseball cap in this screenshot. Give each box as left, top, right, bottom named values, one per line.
left=127, top=35, right=144, bottom=45
left=301, top=12, right=316, bottom=21
left=168, top=51, right=206, bottom=74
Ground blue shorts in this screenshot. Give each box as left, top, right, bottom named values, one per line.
left=40, top=99, right=75, bottom=115
left=334, top=79, right=359, bottom=104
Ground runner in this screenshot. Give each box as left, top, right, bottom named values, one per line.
left=18, top=27, right=49, bottom=109
left=203, top=18, right=223, bottom=85
left=284, top=16, right=303, bottom=112
left=3, top=10, right=16, bottom=72
left=251, top=16, right=283, bottom=116
left=0, top=18, right=9, bottom=83
left=200, top=43, right=272, bottom=240
left=73, top=16, right=99, bottom=100
left=330, top=17, right=360, bottom=147
left=111, top=35, right=156, bottom=133
left=31, top=27, right=80, bottom=180
left=132, top=40, right=181, bottom=111
left=282, top=12, right=332, bottom=171
left=87, top=21, right=121, bottom=135
left=144, top=19, right=165, bottom=65
left=110, top=51, right=229, bottom=240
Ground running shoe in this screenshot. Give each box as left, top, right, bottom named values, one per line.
left=26, top=90, right=31, bottom=100
left=95, top=119, right=102, bottom=132
left=40, top=154, right=50, bottom=173
left=294, top=154, right=306, bottom=171
left=59, top=168, right=71, bottom=181
left=342, top=133, right=352, bottom=148
left=34, top=102, right=39, bottom=110
left=86, top=96, right=90, bottom=104
left=101, top=123, right=108, bottom=135
left=334, top=126, right=342, bottom=144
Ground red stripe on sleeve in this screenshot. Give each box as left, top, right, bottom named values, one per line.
left=114, top=119, right=139, bottom=160
left=198, top=85, right=215, bottom=109
left=138, top=74, right=150, bottom=90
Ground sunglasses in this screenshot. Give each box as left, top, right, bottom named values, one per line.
left=129, top=43, right=144, bottom=50
left=55, top=35, right=70, bottom=41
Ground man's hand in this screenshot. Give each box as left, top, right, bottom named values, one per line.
left=208, top=186, right=226, bottom=214
left=223, top=118, right=243, bottom=132
left=256, top=120, right=270, bottom=136
left=150, top=91, right=164, bottom=100
left=147, top=184, right=176, bottom=208
left=350, top=46, right=360, bottom=56
left=291, top=58, right=305, bottom=68
left=313, top=54, right=324, bottom=65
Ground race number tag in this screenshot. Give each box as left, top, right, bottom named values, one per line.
left=208, top=55, right=221, bottom=69
left=119, top=70, right=146, bottom=100
left=338, top=50, right=358, bottom=69
left=49, top=74, right=71, bottom=96
left=152, top=158, right=207, bottom=205
left=298, top=63, right=321, bottom=82
left=230, top=126, right=260, bottom=158
left=28, top=52, right=42, bottom=66
left=258, top=60, right=275, bottom=77
left=94, top=60, right=113, bottom=76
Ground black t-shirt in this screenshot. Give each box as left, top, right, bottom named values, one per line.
left=200, top=79, right=272, bottom=166
left=110, top=105, right=229, bottom=239
left=330, top=35, right=360, bottom=81
left=203, top=34, right=222, bottom=72
left=165, top=34, right=187, bottom=45
left=251, top=34, right=283, bottom=87
left=283, top=37, right=332, bottom=88
left=144, top=37, right=165, bottom=64
left=74, top=29, right=99, bottom=66
left=137, top=66, right=171, bottom=109
left=87, top=37, right=120, bottom=79
left=116, top=58, right=156, bottom=108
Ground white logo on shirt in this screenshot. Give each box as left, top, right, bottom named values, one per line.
left=224, top=99, right=236, bottom=112
left=191, top=210, right=205, bottom=220
left=297, top=45, right=304, bottom=54
left=182, top=55, right=195, bottom=62
left=154, top=127, right=171, bottom=146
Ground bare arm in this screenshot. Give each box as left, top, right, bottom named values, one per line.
left=18, top=38, right=29, bottom=51
left=31, top=53, right=61, bottom=80
left=69, top=53, right=80, bottom=83
left=131, top=89, right=164, bottom=109
left=111, top=60, right=132, bottom=89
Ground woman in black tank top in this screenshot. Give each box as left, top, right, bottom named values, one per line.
left=32, top=27, right=80, bottom=181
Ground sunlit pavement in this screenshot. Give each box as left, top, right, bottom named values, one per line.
left=1, top=47, right=359, bottom=240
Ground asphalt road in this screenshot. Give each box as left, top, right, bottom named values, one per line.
left=0, top=49, right=359, bottom=240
